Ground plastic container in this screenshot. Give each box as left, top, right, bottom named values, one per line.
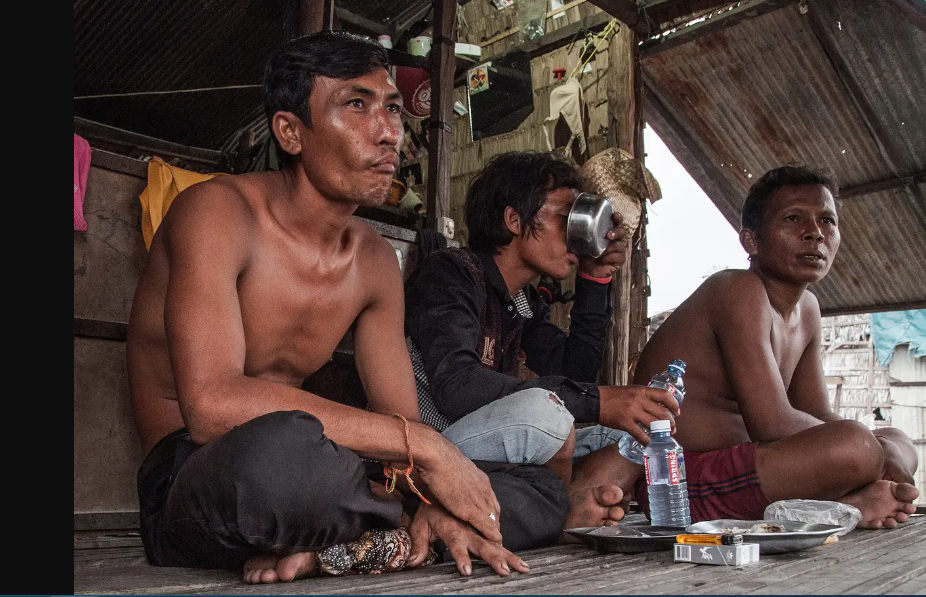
left=644, top=419, right=691, bottom=527
left=377, top=35, right=393, bottom=49
left=619, top=359, right=687, bottom=464
left=764, top=499, right=862, bottom=536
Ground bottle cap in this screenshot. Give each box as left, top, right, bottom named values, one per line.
left=650, top=419, right=671, bottom=432
left=669, top=359, right=687, bottom=373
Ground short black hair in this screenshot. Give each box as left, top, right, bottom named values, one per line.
left=262, top=30, right=389, bottom=158
left=465, top=151, right=582, bottom=252
left=741, top=164, right=839, bottom=231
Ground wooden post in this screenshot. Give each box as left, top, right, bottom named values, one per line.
left=627, top=30, right=648, bottom=383
left=601, top=22, right=637, bottom=386
left=425, top=0, right=457, bottom=234
left=299, top=0, right=335, bottom=36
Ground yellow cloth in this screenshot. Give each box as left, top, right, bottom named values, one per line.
left=139, top=157, right=223, bottom=250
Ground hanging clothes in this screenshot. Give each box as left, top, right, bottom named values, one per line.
left=542, top=77, right=587, bottom=156
left=138, top=157, right=223, bottom=250
left=74, top=134, right=91, bottom=231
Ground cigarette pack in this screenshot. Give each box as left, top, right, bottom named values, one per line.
left=674, top=542, right=760, bottom=566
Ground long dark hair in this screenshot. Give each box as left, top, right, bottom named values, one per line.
left=465, top=151, right=582, bottom=252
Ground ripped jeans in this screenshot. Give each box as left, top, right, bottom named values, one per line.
left=441, top=388, right=623, bottom=464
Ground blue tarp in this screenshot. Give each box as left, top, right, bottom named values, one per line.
left=870, top=309, right=926, bottom=366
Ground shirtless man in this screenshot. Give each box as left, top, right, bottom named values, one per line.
left=127, top=31, right=570, bottom=584
left=633, top=164, right=918, bottom=528
left=404, top=151, right=679, bottom=532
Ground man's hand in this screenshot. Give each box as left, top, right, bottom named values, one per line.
left=598, top=385, right=680, bottom=445
left=578, top=212, right=628, bottom=280
left=407, top=503, right=529, bottom=577
left=412, top=428, right=503, bottom=543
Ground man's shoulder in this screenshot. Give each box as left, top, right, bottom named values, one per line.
left=160, top=173, right=258, bottom=237
left=418, top=247, right=482, bottom=278
left=698, top=269, right=769, bottom=303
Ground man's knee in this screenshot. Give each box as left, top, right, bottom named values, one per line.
left=226, top=411, right=369, bottom=510
left=505, top=390, right=575, bottom=464
left=820, top=419, right=884, bottom=483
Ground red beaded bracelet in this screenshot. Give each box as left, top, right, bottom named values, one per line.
left=578, top=271, right=613, bottom=284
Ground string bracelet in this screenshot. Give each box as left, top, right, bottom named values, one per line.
left=383, top=413, right=432, bottom=505
left=578, top=270, right=613, bottom=284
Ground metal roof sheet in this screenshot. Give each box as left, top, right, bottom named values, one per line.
left=641, top=0, right=926, bottom=314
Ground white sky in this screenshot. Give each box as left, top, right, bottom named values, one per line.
left=642, top=125, right=750, bottom=317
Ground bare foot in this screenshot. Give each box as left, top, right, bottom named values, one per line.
left=564, top=484, right=626, bottom=531
left=243, top=551, right=319, bottom=584
left=841, top=480, right=919, bottom=529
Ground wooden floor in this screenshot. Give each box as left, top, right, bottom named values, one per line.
left=75, top=514, right=926, bottom=595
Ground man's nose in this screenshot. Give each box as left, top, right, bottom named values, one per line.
left=803, top=221, right=824, bottom=241
left=377, top=113, right=403, bottom=147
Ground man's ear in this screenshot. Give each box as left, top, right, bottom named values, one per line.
left=503, top=206, right=523, bottom=237
left=271, top=111, right=304, bottom=157
left=739, top=227, right=759, bottom=259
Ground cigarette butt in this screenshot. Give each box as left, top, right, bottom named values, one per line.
left=676, top=534, right=743, bottom=546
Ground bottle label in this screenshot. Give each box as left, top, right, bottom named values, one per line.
left=668, top=451, right=681, bottom=485
left=647, top=381, right=677, bottom=399
left=643, top=454, right=651, bottom=486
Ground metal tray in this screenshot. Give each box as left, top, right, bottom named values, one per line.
left=565, top=521, right=682, bottom=553
left=685, top=519, right=844, bottom=554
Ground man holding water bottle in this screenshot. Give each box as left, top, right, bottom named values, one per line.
left=405, top=151, right=680, bottom=532
left=634, top=164, right=918, bottom=528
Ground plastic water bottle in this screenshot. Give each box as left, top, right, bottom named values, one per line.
left=618, top=359, right=686, bottom=465
left=644, top=419, right=691, bottom=527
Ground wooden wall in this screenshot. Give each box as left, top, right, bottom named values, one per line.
left=404, top=0, right=646, bottom=376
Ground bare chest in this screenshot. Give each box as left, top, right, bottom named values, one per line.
left=237, top=252, right=368, bottom=381
left=769, top=316, right=810, bottom=389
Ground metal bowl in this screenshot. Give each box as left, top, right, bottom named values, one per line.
left=566, top=192, right=614, bottom=258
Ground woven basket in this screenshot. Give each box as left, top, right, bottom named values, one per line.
left=580, top=147, right=662, bottom=236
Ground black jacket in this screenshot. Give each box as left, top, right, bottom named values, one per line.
left=404, top=247, right=611, bottom=424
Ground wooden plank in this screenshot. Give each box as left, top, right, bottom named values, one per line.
left=74, top=117, right=222, bottom=170
left=73, top=515, right=926, bottom=595
left=75, top=511, right=139, bottom=532
left=74, top=317, right=128, bottom=341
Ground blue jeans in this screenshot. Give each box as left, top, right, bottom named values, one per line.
left=441, top=388, right=623, bottom=464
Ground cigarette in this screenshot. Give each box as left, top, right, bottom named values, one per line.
left=675, top=534, right=743, bottom=546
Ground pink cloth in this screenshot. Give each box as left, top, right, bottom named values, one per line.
left=74, top=134, right=91, bottom=231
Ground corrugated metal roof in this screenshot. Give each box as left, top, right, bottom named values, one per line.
left=641, top=0, right=926, bottom=314
left=74, top=0, right=432, bottom=151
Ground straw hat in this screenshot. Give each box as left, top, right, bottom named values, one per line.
left=580, top=147, right=662, bottom=236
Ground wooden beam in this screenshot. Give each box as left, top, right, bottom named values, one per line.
left=425, top=0, right=458, bottom=234
left=820, top=300, right=926, bottom=318
left=601, top=23, right=636, bottom=386
left=335, top=7, right=395, bottom=38
left=299, top=0, right=335, bottom=36
left=628, top=32, right=649, bottom=383
left=584, top=0, right=640, bottom=27
left=640, top=0, right=797, bottom=57
left=886, top=0, right=926, bottom=35
left=840, top=171, right=926, bottom=199
left=636, top=0, right=740, bottom=36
